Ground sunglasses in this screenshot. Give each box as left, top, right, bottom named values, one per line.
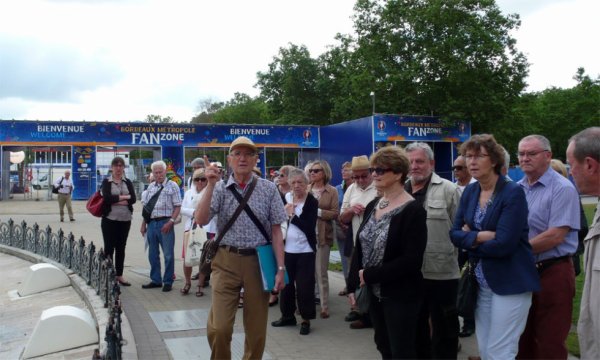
left=309, top=168, right=323, bottom=174
left=278, top=173, right=286, bottom=177
left=194, top=177, right=207, bottom=182
left=452, top=166, right=464, bottom=171
left=352, top=174, right=369, bottom=180
left=369, top=167, right=393, bottom=175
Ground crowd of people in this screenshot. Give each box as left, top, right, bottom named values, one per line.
left=90, top=127, right=598, bottom=360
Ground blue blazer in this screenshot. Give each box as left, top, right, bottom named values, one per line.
left=450, top=177, right=540, bottom=295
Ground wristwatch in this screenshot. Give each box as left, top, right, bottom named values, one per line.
left=169, top=218, right=176, bottom=223
left=277, top=266, right=286, bottom=272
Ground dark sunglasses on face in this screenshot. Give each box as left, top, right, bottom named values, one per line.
left=368, top=167, right=393, bottom=175
left=309, top=168, right=323, bottom=174
left=194, top=177, right=207, bottom=182
left=279, top=173, right=286, bottom=177
left=452, top=166, right=464, bottom=171
left=352, top=174, right=369, bottom=180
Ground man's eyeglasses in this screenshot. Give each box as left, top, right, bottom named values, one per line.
left=452, top=165, right=464, bottom=171
left=352, top=174, right=369, bottom=180
left=517, top=150, right=548, bottom=158
left=193, top=177, right=207, bottom=182
left=368, top=167, right=393, bottom=175
left=230, top=151, right=256, bottom=159
left=279, top=173, right=286, bottom=177
left=309, top=168, right=323, bottom=174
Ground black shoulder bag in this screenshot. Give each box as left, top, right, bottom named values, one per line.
left=142, top=185, right=164, bottom=223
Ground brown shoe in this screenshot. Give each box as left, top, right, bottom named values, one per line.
left=350, top=319, right=371, bottom=329
left=467, top=357, right=481, bottom=360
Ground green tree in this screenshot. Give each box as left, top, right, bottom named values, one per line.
left=191, top=98, right=224, bottom=123
left=256, top=43, right=331, bottom=124
left=505, top=68, right=600, bottom=161
left=322, top=0, right=528, bottom=128
left=145, top=114, right=174, bottom=123
left=212, top=93, right=271, bottom=124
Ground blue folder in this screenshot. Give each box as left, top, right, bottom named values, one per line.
left=256, top=244, right=289, bottom=292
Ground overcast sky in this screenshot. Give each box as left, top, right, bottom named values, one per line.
left=0, top=0, right=598, bottom=122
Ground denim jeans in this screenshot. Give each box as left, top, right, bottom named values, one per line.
left=476, top=286, right=532, bottom=360
left=146, top=219, right=175, bottom=285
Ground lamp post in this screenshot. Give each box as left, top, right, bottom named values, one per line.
left=369, top=91, right=375, bottom=115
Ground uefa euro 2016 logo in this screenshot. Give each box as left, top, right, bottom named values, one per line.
left=303, top=129, right=312, bottom=141
left=377, top=120, right=386, bottom=131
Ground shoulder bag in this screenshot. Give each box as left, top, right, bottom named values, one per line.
left=86, top=191, right=104, bottom=217
left=457, top=258, right=479, bottom=318
left=52, top=177, right=63, bottom=194
left=142, top=185, right=164, bottom=223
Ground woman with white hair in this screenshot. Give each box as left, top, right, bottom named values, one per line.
left=179, top=168, right=208, bottom=295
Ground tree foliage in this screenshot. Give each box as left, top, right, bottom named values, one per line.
left=256, top=44, right=332, bottom=124
left=502, top=68, right=600, bottom=161
left=145, top=114, right=174, bottom=123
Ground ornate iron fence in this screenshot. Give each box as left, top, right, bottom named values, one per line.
left=0, top=219, right=123, bottom=360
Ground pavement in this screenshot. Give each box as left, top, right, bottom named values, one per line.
left=0, top=193, right=483, bottom=359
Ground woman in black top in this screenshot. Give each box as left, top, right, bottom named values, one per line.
left=348, top=146, right=427, bottom=359
left=100, top=156, right=136, bottom=286
left=271, top=168, right=319, bottom=335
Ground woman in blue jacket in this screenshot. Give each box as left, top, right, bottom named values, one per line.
left=450, top=134, right=539, bottom=360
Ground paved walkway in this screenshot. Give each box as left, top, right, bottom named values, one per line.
left=1, top=195, right=480, bottom=359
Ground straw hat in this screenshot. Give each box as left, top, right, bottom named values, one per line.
left=351, top=155, right=369, bottom=171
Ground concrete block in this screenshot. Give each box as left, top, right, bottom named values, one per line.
left=22, top=305, right=98, bottom=359
left=18, top=263, right=70, bottom=296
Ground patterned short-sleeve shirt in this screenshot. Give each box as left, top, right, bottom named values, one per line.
left=209, top=175, right=287, bottom=248
left=142, top=179, right=182, bottom=218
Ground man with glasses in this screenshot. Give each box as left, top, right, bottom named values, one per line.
left=405, top=142, right=461, bottom=359
left=516, top=135, right=580, bottom=360
left=453, top=155, right=475, bottom=192
left=195, top=136, right=287, bottom=360
left=339, top=155, right=377, bottom=329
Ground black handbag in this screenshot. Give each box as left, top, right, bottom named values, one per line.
left=456, top=259, right=479, bottom=318
left=354, top=285, right=371, bottom=314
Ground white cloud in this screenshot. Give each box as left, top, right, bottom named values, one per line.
left=0, top=0, right=597, bottom=121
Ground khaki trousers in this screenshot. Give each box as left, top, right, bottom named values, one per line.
left=57, top=193, right=73, bottom=220
left=207, top=247, right=269, bottom=360
left=315, top=244, right=331, bottom=311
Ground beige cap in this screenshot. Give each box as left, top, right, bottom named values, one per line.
left=211, top=161, right=223, bottom=168
left=229, top=136, right=257, bottom=153
left=351, top=155, right=370, bottom=171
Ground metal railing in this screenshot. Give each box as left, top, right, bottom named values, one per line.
left=0, top=219, right=123, bottom=360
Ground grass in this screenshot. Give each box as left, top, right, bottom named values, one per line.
left=567, top=202, right=595, bottom=357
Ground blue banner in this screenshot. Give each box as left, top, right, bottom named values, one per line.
left=373, top=115, right=470, bottom=143
left=0, top=121, right=320, bottom=148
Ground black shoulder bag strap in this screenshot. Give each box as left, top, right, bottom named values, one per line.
left=228, top=177, right=271, bottom=244
left=213, top=178, right=258, bottom=246
left=142, top=184, right=164, bottom=222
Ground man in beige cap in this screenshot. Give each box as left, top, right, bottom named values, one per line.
left=339, top=155, right=378, bottom=328
left=195, top=136, right=287, bottom=359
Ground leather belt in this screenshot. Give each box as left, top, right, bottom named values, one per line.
left=148, top=216, right=170, bottom=223
left=220, top=245, right=256, bottom=256
left=535, top=255, right=571, bottom=274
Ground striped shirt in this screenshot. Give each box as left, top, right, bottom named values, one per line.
left=142, top=179, right=182, bottom=218
left=209, top=175, right=287, bottom=249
